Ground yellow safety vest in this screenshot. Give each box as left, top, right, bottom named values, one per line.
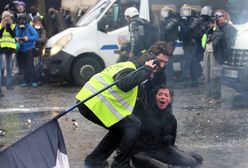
left=76, top=61, right=138, bottom=127
left=0, top=24, right=16, bottom=49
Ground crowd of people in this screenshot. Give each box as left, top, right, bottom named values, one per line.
left=75, top=4, right=237, bottom=168
left=0, top=1, right=237, bottom=167
left=0, top=1, right=87, bottom=97
left=0, top=1, right=46, bottom=97
left=123, top=4, right=237, bottom=105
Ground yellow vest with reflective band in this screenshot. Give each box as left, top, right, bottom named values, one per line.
left=201, top=33, right=207, bottom=49
left=0, top=24, right=16, bottom=49
left=76, top=61, right=138, bottom=127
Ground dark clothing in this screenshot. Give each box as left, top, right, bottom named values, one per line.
left=132, top=87, right=203, bottom=168
left=211, top=22, right=237, bottom=65
left=132, top=148, right=203, bottom=168
left=129, top=16, right=145, bottom=56
left=78, top=63, right=153, bottom=168
left=180, top=16, right=202, bottom=85
left=33, top=26, right=46, bottom=83
left=79, top=104, right=141, bottom=168
left=161, top=16, right=179, bottom=43
left=161, top=15, right=179, bottom=86
left=18, top=50, right=37, bottom=84
left=133, top=90, right=176, bottom=153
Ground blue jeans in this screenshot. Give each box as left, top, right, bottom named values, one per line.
left=0, top=54, right=3, bottom=89
left=0, top=53, right=15, bottom=87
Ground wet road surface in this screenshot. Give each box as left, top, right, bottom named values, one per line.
left=0, top=83, right=248, bottom=168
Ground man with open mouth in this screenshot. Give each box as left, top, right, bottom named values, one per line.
left=132, top=84, right=203, bottom=168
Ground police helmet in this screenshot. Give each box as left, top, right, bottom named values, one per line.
left=124, top=7, right=139, bottom=18
left=161, top=5, right=176, bottom=18
left=180, top=4, right=192, bottom=17
left=201, top=6, right=212, bottom=16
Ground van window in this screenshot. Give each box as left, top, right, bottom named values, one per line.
left=98, top=0, right=140, bottom=32
left=76, top=0, right=111, bottom=27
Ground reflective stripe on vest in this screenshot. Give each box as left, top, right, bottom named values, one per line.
left=0, top=24, right=16, bottom=49
left=76, top=61, right=138, bottom=127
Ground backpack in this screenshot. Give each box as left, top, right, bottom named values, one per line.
left=135, top=18, right=159, bottom=51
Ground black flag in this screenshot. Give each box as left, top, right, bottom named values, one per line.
left=0, top=119, right=69, bottom=168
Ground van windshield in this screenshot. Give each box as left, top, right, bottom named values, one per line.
left=75, top=0, right=112, bottom=27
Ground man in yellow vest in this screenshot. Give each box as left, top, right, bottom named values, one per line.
left=0, top=11, right=16, bottom=96
left=76, top=41, right=172, bottom=168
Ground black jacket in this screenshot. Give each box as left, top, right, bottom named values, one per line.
left=114, top=62, right=153, bottom=92
left=212, top=22, right=237, bottom=65
left=133, top=88, right=177, bottom=152
left=161, top=16, right=179, bottom=43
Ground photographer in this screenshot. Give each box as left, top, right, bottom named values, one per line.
left=0, top=11, right=16, bottom=96
left=15, top=13, right=38, bottom=87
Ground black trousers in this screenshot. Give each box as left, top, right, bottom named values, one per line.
left=18, top=50, right=37, bottom=84
left=132, top=146, right=203, bottom=168
left=78, top=104, right=141, bottom=168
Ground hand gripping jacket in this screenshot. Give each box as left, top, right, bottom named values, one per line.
left=76, top=61, right=138, bottom=127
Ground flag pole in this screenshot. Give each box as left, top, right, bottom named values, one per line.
left=54, top=65, right=146, bottom=120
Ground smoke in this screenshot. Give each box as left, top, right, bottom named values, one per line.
left=227, top=0, right=248, bottom=24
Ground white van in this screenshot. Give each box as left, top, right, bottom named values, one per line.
left=43, top=0, right=184, bottom=85
left=43, top=0, right=226, bottom=86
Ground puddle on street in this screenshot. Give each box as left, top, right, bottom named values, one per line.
left=0, top=111, right=61, bottom=152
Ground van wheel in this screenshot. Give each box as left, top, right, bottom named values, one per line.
left=72, top=57, right=103, bottom=86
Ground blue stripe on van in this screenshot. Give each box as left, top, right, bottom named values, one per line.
left=175, top=42, right=183, bottom=47
left=100, top=44, right=119, bottom=50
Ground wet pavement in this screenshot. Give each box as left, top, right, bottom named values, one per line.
left=0, top=82, right=248, bottom=168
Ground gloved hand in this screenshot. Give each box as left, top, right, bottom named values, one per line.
left=6, top=23, right=11, bottom=32
left=162, top=135, right=175, bottom=145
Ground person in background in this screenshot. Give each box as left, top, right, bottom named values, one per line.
left=29, top=5, right=45, bottom=26
left=76, top=41, right=171, bottom=168
left=14, top=1, right=29, bottom=22
left=0, top=49, right=4, bottom=97
left=160, top=4, right=179, bottom=87
left=124, top=7, right=145, bottom=59
left=32, top=15, right=46, bottom=85
left=64, top=8, right=73, bottom=28
left=131, top=84, right=203, bottom=168
left=179, top=4, right=202, bottom=87
left=203, top=9, right=237, bottom=105
left=15, top=13, right=38, bottom=87
left=46, top=8, right=59, bottom=37
left=0, top=11, right=16, bottom=96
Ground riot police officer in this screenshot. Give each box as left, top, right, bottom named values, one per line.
left=160, top=5, right=179, bottom=87
left=179, top=4, right=202, bottom=87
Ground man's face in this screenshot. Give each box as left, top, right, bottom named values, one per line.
left=216, top=15, right=225, bottom=26
left=155, top=88, right=171, bottom=110
left=153, top=53, right=170, bottom=73
left=17, top=5, right=25, bottom=13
